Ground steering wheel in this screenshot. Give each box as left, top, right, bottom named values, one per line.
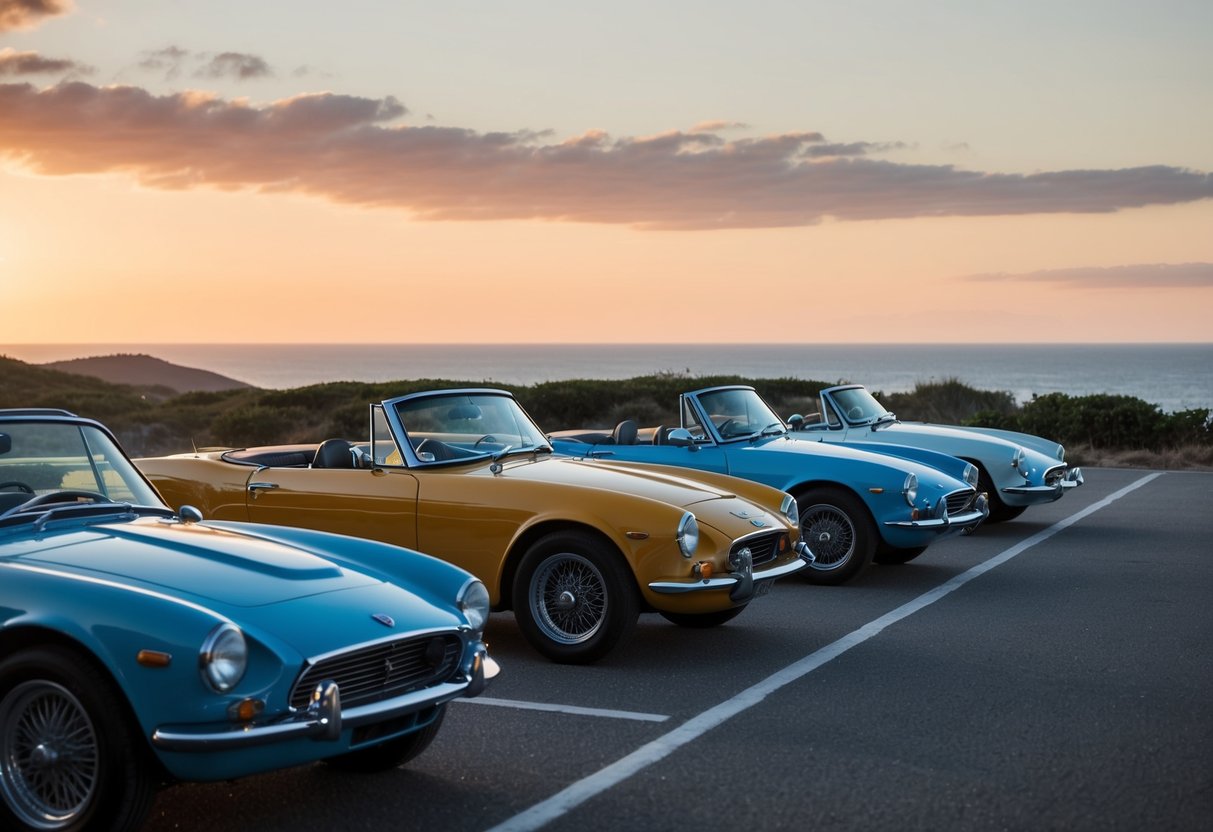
left=473, top=435, right=499, bottom=449
left=0, top=489, right=112, bottom=519
left=0, top=481, right=35, bottom=494
left=846, top=406, right=865, bottom=421
left=716, top=419, right=738, bottom=436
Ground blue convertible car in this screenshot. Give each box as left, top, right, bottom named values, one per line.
left=551, top=386, right=989, bottom=585
left=0, top=409, right=497, bottom=832
left=789, top=384, right=1083, bottom=522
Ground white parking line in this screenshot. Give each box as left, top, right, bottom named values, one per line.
left=486, top=473, right=1163, bottom=832
left=455, top=697, right=670, bottom=723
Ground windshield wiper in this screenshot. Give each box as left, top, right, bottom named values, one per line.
left=0, top=500, right=173, bottom=532
left=748, top=422, right=786, bottom=440
left=492, top=443, right=553, bottom=462
left=872, top=413, right=898, bottom=429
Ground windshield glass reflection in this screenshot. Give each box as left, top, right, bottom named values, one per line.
left=695, top=389, right=786, bottom=440
left=393, top=393, right=551, bottom=464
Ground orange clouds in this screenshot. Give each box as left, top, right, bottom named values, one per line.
left=1, top=81, right=1211, bottom=230
left=0, top=0, right=71, bottom=33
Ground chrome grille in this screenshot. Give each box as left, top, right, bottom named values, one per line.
left=945, top=488, right=976, bottom=515
left=289, top=634, right=462, bottom=710
left=732, top=530, right=785, bottom=567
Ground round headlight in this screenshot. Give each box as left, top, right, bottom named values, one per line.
left=676, top=512, right=699, bottom=558
left=458, top=579, right=491, bottom=635
left=780, top=493, right=799, bottom=527
left=200, top=623, right=247, bottom=693
left=902, top=473, right=918, bottom=507
left=1012, top=447, right=1029, bottom=477
left=963, top=463, right=979, bottom=487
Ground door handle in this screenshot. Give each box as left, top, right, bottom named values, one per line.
left=248, top=482, right=279, bottom=499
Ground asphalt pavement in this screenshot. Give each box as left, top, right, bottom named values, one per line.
left=141, top=467, right=1213, bottom=832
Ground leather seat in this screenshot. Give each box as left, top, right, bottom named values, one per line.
left=312, top=438, right=355, bottom=469
left=651, top=425, right=668, bottom=445
left=611, top=420, right=638, bottom=445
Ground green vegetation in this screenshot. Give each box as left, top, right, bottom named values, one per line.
left=2, top=357, right=1209, bottom=466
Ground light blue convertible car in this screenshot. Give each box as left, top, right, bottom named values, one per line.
left=551, top=386, right=989, bottom=585
left=0, top=409, right=497, bottom=832
left=789, top=384, right=1083, bottom=522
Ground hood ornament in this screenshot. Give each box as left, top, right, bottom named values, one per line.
left=371, top=613, right=396, bottom=628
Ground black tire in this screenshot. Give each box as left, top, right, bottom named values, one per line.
left=0, top=646, right=155, bottom=832
left=873, top=545, right=927, bottom=565
left=976, top=465, right=1028, bottom=523
left=512, top=531, right=639, bottom=664
left=797, top=487, right=877, bottom=585
left=323, top=706, right=446, bottom=773
left=659, top=605, right=747, bottom=628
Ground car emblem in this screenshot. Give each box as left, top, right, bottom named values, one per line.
left=730, top=509, right=754, bottom=519
left=371, top=613, right=395, bottom=628
left=750, top=519, right=766, bottom=527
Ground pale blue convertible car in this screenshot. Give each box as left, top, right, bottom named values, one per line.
left=0, top=409, right=497, bottom=832
left=551, top=386, right=989, bottom=585
left=789, top=384, right=1083, bottom=522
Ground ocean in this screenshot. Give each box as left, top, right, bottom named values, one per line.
left=4, top=343, right=1211, bottom=414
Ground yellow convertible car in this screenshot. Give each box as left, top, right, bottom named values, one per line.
left=137, top=389, right=812, bottom=664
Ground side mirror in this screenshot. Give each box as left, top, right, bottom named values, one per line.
left=787, top=414, right=804, bottom=430
left=178, top=505, right=203, bottom=524
left=666, top=428, right=699, bottom=451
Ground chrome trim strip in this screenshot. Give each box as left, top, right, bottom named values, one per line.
left=884, top=508, right=987, bottom=529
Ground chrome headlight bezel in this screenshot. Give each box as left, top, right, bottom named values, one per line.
left=676, top=512, right=699, bottom=558
left=1012, top=447, right=1029, bottom=478
left=458, top=578, right=491, bottom=636
left=780, top=493, right=799, bottom=527
left=902, top=473, right=919, bottom=507
left=199, top=622, right=247, bottom=693
left=963, top=463, right=979, bottom=488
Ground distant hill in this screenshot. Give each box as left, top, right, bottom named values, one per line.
left=42, top=353, right=254, bottom=394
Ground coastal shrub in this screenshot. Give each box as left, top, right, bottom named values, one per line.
left=968, top=393, right=1211, bottom=451
left=212, top=405, right=307, bottom=447
left=5, top=356, right=1209, bottom=463
left=883, top=379, right=1018, bottom=424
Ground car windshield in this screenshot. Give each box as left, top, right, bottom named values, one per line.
left=695, top=389, right=786, bottom=440
left=0, top=421, right=165, bottom=511
left=393, top=393, right=551, bottom=463
left=830, top=387, right=893, bottom=425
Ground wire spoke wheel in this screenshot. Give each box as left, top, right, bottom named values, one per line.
left=1, top=681, right=99, bottom=829
left=796, top=488, right=876, bottom=586
left=530, top=552, right=608, bottom=645
left=802, top=505, right=856, bottom=570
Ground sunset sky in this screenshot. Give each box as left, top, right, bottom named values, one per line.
left=1, top=0, right=1211, bottom=344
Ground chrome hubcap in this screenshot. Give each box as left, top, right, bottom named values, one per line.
left=803, top=505, right=856, bottom=570
left=530, top=553, right=607, bottom=645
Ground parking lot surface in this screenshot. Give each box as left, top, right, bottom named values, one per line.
left=141, top=467, right=1213, bottom=831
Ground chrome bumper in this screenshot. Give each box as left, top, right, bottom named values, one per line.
left=1004, top=466, right=1084, bottom=498
left=884, top=494, right=990, bottom=530
left=648, top=541, right=814, bottom=600
left=152, top=646, right=498, bottom=753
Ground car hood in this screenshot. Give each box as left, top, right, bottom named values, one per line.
left=856, top=421, right=1064, bottom=466
left=742, top=434, right=969, bottom=490
left=497, top=454, right=747, bottom=508
left=6, top=517, right=386, bottom=607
